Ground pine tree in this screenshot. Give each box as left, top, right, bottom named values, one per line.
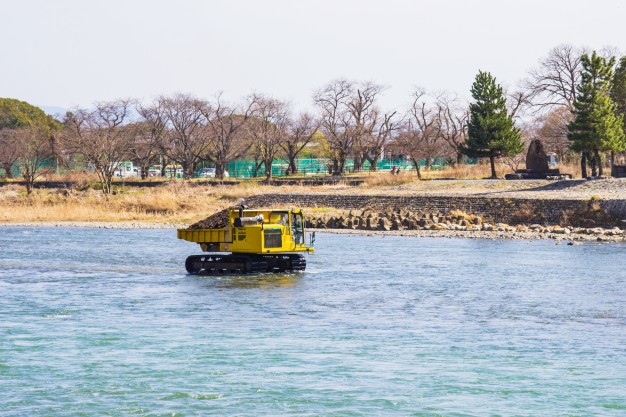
left=568, top=52, right=625, bottom=176
left=462, top=70, right=523, bottom=178
left=611, top=56, right=626, bottom=116
left=611, top=56, right=626, bottom=149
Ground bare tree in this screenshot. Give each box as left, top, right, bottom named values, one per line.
left=506, top=89, right=533, bottom=120
left=435, top=93, right=468, bottom=165
left=314, top=79, right=394, bottom=174
left=247, top=95, right=290, bottom=180
left=359, top=110, right=401, bottom=171
left=313, top=79, right=354, bottom=175
left=63, top=99, right=134, bottom=194
left=525, top=44, right=586, bottom=112
left=14, top=126, right=54, bottom=194
left=394, top=130, right=423, bottom=179
left=405, top=89, right=447, bottom=170
left=347, top=81, right=385, bottom=171
left=0, top=129, right=20, bottom=178
left=202, top=93, right=257, bottom=179
left=157, top=94, right=209, bottom=179
left=135, top=101, right=169, bottom=178
left=535, top=107, right=573, bottom=163
left=280, top=113, right=320, bottom=175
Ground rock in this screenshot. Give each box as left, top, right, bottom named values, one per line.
left=553, top=226, right=570, bottom=235
left=526, top=139, right=549, bottom=173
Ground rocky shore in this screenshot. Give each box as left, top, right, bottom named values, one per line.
left=1, top=219, right=624, bottom=242
left=306, top=208, right=626, bottom=242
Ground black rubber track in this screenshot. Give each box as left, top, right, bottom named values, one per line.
left=184, top=253, right=306, bottom=275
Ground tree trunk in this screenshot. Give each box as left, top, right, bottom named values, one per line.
left=264, top=158, right=273, bottom=180
left=102, top=174, right=112, bottom=195
left=364, top=156, right=377, bottom=172
left=159, top=154, right=169, bottom=177
left=610, top=151, right=616, bottom=176
left=456, top=152, right=464, bottom=166
left=595, top=149, right=603, bottom=176
left=2, top=163, right=13, bottom=179
left=590, top=151, right=598, bottom=177
left=182, top=163, right=194, bottom=180
left=24, top=174, right=34, bottom=195
left=581, top=152, right=587, bottom=178
left=215, top=161, right=227, bottom=180
left=411, top=159, right=422, bottom=180
left=289, top=158, right=297, bottom=175
left=140, top=164, right=148, bottom=179
left=489, top=155, right=497, bottom=178
left=252, top=160, right=262, bottom=178
left=337, top=157, right=346, bottom=175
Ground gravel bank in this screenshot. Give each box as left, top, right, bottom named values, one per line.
left=318, top=228, right=626, bottom=242
left=1, top=221, right=624, bottom=242
left=334, top=178, right=626, bottom=200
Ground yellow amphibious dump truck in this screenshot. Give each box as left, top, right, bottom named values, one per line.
left=177, top=208, right=315, bottom=274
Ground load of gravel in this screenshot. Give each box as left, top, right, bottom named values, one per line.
left=189, top=208, right=232, bottom=229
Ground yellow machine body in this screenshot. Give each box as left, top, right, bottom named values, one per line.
left=177, top=209, right=314, bottom=254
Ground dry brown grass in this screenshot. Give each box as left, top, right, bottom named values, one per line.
left=448, top=209, right=479, bottom=223
left=0, top=179, right=360, bottom=224
left=0, top=182, right=251, bottom=224
left=362, top=172, right=415, bottom=186
left=402, top=161, right=583, bottom=180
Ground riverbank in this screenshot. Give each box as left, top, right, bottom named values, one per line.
left=2, top=221, right=624, bottom=242
left=2, top=177, right=625, bottom=241
left=319, top=227, right=626, bottom=242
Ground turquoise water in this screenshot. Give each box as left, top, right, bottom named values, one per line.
left=0, top=227, right=625, bottom=416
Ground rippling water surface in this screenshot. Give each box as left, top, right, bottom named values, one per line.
left=1, top=227, right=625, bottom=416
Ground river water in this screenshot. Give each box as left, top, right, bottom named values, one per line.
left=0, top=227, right=625, bottom=416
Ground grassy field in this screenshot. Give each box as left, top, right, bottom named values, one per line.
left=0, top=181, right=248, bottom=224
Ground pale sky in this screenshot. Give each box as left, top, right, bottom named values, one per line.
left=1, top=0, right=624, bottom=115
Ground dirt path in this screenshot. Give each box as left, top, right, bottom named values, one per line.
left=337, top=178, right=626, bottom=200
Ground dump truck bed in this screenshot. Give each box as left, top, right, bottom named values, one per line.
left=177, top=228, right=231, bottom=244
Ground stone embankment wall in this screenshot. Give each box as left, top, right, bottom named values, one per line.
left=244, top=194, right=626, bottom=228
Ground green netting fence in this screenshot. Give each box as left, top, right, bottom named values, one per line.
left=225, top=157, right=459, bottom=178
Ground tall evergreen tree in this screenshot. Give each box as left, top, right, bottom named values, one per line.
left=462, top=71, right=523, bottom=178
left=568, top=52, right=625, bottom=176
left=610, top=56, right=626, bottom=140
